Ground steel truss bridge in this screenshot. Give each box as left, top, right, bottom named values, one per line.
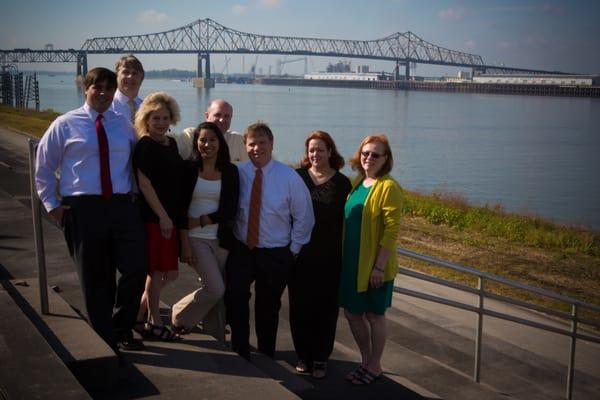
left=0, top=18, right=566, bottom=79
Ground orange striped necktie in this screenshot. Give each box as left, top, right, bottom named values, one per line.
left=246, top=168, right=263, bottom=249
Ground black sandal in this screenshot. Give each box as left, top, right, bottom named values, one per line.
left=172, top=325, right=192, bottom=335
left=148, top=324, right=182, bottom=341
left=133, top=321, right=152, bottom=338
left=351, top=370, right=382, bottom=386
left=345, top=365, right=366, bottom=382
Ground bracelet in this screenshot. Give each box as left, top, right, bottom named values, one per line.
left=374, top=266, right=385, bottom=272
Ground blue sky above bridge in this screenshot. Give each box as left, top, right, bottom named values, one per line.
left=1, top=0, right=599, bottom=75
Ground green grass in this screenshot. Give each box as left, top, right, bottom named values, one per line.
left=0, top=104, right=60, bottom=137
left=400, top=189, right=599, bottom=256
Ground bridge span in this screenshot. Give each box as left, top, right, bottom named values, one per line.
left=1, top=18, right=567, bottom=83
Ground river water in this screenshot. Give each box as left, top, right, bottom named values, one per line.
left=37, top=74, right=600, bottom=230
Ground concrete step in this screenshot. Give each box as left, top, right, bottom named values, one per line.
left=250, top=290, right=443, bottom=400
left=4, top=278, right=119, bottom=390
left=92, top=331, right=301, bottom=400
left=5, top=279, right=301, bottom=399
left=0, top=284, right=90, bottom=400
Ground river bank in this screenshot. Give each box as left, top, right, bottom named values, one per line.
left=1, top=104, right=598, bottom=318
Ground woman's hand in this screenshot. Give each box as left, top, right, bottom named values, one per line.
left=369, top=267, right=384, bottom=289
left=200, top=214, right=213, bottom=227
left=159, top=215, right=174, bottom=239
left=179, top=230, right=194, bottom=265
left=180, top=241, right=194, bottom=265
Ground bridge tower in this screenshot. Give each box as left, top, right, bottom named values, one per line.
left=394, top=60, right=410, bottom=81
left=76, top=52, right=88, bottom=79
left=193, top=52, right=215, bottom=88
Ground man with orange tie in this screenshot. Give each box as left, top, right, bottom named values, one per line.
left=35, top=67, right=147, bottom=355
left=226, top=121, right=314, bottom=360
left=111, top=54, right=144, bottom=122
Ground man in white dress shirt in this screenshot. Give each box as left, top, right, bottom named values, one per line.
left=35, top=67, right=147, bottom=354
left=111, top=55, right=144, bottom=122
left=171, top=99, right=248, bottom=163
left=225, top=121, right=314, bottom=360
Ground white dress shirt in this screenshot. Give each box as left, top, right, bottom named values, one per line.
left=111, top=88, right=142, bottom=121
left=35, top=103, right=136, bottom=212
left=171, top=126, right=249, bottom=163
left=234, top=159, right=314, bottom=254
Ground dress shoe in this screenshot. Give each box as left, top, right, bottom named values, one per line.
left=312, top=361, right=327, bottom=379
left=295, top=359, right=311, bottom=374
left=117, top=331, right=145, bottom=351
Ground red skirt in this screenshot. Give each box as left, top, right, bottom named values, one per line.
left=144, top=223, right=179, bottom=272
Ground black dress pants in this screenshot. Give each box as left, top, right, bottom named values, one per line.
left=288, top=256, right=340, bottom=364
left=62, top=195, right=147, bottom=351
left=225, top=239, right=293, bottom=359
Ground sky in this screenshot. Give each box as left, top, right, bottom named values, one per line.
left=1, top=0, right=599, bottom=76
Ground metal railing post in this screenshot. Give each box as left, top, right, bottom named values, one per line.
left=566, top=304, right=577, bottom=400
left=474, top=277, right=484, bottom=382
left=27, top=138, right=49, bottom=314
left=396, top=247, right=600, bottom=398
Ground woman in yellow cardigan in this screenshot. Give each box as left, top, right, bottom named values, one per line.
left=339, top=134, right=402, bottom=385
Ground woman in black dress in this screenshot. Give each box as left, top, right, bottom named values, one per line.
left=289, top=130, right=352, bottom=379
left=132, top=91, right=184, bottom=341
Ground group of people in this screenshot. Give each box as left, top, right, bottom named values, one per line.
left=34, top=55, right=402, bottom=386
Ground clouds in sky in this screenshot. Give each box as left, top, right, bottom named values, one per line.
left=464, top=39, right=476, bottom=50
left=232, top=5, right=248, bottom=14
left=258, top=0, right=286, bottom=9
left=438, top=7, right=466, bottom=21
left=137, top=9, right=175, bottom=27
left=232, top=0, right=286, bottom=14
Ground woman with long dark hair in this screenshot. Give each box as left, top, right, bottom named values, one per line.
left=171, top=121, right=239, bottom=342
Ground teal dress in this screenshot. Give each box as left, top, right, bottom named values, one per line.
left=339, top=182, right=393, bottom=315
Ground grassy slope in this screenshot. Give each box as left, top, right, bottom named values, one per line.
left=0, top=104, right=59, bottom=137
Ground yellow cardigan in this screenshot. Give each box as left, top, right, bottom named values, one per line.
left=349, top=174, right=403, bottom=293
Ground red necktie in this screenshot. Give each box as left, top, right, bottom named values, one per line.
left=95, top=114, right=113, bottom=199
left=246, top=168, right=263, bottom=249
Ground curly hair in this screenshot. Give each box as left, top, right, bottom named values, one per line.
left=134, top=91, right=180, bottom=138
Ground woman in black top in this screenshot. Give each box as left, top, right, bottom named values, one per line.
left=289, top=130, right=352, bottom=378
left=171, top=122, right=239, bottom=342
left=132, top=91, right=185, bottom=341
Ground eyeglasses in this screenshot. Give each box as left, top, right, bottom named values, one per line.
left=361, top=151, right=384, bottom=159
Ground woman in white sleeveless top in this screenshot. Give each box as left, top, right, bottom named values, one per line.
left=171, top=122, right=240, bottom=342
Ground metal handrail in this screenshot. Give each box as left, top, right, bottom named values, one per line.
left=28, top=138, right=49, bottom=314
left=395, top=247, right=600, bottom=400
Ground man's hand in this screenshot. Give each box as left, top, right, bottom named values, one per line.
left=48, top=205, right=70, bottom=228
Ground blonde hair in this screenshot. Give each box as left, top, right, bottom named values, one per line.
left=134, top=91, right=181, bottom=138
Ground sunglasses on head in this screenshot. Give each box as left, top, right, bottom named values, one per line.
left=361, top=151, right=383, bottom=159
